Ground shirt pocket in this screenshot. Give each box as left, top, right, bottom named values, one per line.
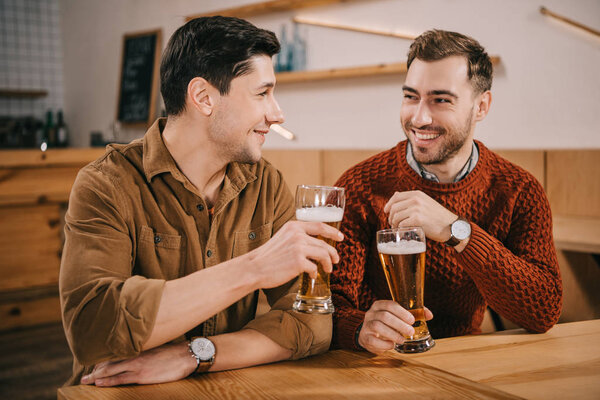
left=137, top=225, right=184, bottom=280
left=232, top=222, right=273, bottom=258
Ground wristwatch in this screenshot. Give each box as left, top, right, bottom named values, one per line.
left=445, top=217, right=471, bottom=247
left=188, top=337, right=216, bottom=374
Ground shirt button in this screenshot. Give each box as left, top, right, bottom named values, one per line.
left=206, top=249, right=212, bottom=257
left=154, top=235, right=162, bottom=244
left=197, top=204, right=204, bottom=212
left=248, top=232, right=256, bottom=240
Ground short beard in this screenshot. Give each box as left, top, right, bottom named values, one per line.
left=209, top=111, right=261, bottom=165
left=404, top=108, right=473, bottom=165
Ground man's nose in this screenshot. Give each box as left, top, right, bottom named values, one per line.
left=267, top=98, right=285, bottom=125
left=411, top=101, right=432, bottom=128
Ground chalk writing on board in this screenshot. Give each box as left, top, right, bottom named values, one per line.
left=117, top=30, right=161, bottom=125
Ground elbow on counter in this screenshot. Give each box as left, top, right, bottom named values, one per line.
left=525, top=284, right=563, bottom=334
left=63, top=305, right=146, bottom=366
left=302, top=314, right=333, bottom=358
left=287, top=312, right=332, bottom=360
left=61, top=286, right=153, bottom=366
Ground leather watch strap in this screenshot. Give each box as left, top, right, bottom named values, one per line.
left=194, top=359, right=213, bottom=374
left=445, top=234, right=461, bottom=247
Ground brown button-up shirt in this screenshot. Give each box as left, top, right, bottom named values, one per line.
left=59, top=119, right=331, bottom=385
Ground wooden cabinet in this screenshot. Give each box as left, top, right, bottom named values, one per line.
left=0, top=148, right=105, bottom=331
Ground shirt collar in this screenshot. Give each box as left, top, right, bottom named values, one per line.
left=406, top=141, right=479, bottom=183
left=142, top=118, right=181, bottom=182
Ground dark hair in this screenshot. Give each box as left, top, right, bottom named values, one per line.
left=160, top=16, right=280, bottom=116
left=407, top=29, right=492, bottom=93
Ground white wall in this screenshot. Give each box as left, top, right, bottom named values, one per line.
left=60, top=0, right=600, bottom=149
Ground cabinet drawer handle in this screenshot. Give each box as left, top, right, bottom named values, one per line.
left=9, top=307, right=21, bottom=316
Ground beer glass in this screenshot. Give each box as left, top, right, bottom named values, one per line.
left=376, top=227, right=435, bottom=353
left=293, top=185, right=345, bottom=314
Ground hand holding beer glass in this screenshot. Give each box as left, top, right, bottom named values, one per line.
left=293, top=185, right=345, bottom=314
left=376, top=227, right=435, bottom=353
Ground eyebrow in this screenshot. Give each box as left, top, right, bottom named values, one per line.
left=402, top=85, right=458, bottom=99
left=256, top=82, right=275, bottom=90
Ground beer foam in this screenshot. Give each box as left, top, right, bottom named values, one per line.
left=377, top=240, right=426, bottom=255
left=296, top=206, right=344, bottom=222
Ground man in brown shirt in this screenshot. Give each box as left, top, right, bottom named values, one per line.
left=60, top=16, right=341, bottom=386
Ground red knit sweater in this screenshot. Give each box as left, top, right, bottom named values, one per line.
left=331, top=140, right=562, bottom=350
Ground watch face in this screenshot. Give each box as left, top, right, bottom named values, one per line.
left=451, top=219, right=471, bottom=240
left=191, top=338, right=215, bottom=361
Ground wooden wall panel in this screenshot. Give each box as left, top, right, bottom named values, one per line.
left=494, top=150, right=545, bottom=189
left=262, top=150, right=322, bottom=193
left=0, top=148, right=104, bottom=168
left=0, top=166, right=82, bottom=206
left=0, top=295, right=62, bottom=331
left=321, top=150, right=383, bottom=186
left=546, top=150, right=600, bottom=218
left=0, top=205, right=62, bottom=291
left=557, top=250, right=600, bottom=323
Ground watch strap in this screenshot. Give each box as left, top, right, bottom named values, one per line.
left=194, top=359, right=213, bottom=374
left=445, top=234, right=461, bottom=247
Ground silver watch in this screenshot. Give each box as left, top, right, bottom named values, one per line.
left=188, top=337, right=216, bottom=374
left=445, top=217, right=471, bottom=246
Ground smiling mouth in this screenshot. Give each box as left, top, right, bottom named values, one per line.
left=413, top=130, right=441, bottom=140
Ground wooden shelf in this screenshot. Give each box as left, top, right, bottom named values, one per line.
left=187, top=0, right=358, bottom=20
left=276, top=56, right=501, bottom=84
left=553, top=215, right=600, bottom=254
left=187, top=1, right=502, bottom=85
left=0, top=89, right=48, bottom=98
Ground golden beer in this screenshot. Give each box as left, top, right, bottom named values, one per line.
left=293, top=185, right=345, bottom=314
left=298, top=219, right=342, bottom=300
left=377, top=228, right=435, bottom=353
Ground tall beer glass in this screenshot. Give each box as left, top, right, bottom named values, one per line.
left=376, top=227, right=435, bottom=353
left=293, top=185, right=345, bottom=314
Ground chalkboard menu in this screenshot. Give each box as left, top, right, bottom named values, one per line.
left=117, top=29, right=162, bottom=126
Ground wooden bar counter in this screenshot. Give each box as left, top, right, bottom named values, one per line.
left=58, top=319, right=600, bottom=400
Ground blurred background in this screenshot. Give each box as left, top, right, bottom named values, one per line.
left=0, top=1, right=599, bottom=399
left=1, top=0, right=599, bottom=149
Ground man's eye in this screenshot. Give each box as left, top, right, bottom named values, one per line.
left=258, top=91, right=268, bottom=97
left=403, top=94, right=417, bottom=100
left=435, top=98, right=450, bottom=103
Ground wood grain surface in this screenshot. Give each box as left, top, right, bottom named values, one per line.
left=407, top=320, right=600, bottom=399
left=58, top=320, right=600, bottom=400
left=547, top=150, right=600, bottom=218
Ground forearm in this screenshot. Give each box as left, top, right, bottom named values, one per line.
left=143, top=254, right=257, bottom=350
left=208, top=329, right=292, bottom=372
left=458, top=223, right=562, bottom=332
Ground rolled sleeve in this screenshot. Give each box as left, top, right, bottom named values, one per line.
left=243, top=288, right=332, bottom=360
left=105, top=276, right=165, bottom=359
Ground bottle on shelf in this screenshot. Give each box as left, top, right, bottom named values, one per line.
left=276, top=24, right=291, bottom=72
left=43, top=110, right=55, bottom=148
left=56, top=109, right=69, bottom=147
left=291, top=22, right=306, bottom=71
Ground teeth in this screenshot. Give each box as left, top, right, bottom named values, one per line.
left=414, top=131, right=439, bottom=140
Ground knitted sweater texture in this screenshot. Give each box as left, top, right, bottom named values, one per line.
left=331, top=140, right=562, bottom=350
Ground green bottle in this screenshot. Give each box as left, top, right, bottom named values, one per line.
left=43, top=110, right=55, bottom=147
left=56, top=110, right=69, bottom=147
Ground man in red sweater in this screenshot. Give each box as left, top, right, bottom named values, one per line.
left=331, top=30, right=562, bottom=354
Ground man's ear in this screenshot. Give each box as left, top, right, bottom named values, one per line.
left=187, top=77, right=216, bottom=116
left=474, top=90, right=492, bottom=122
